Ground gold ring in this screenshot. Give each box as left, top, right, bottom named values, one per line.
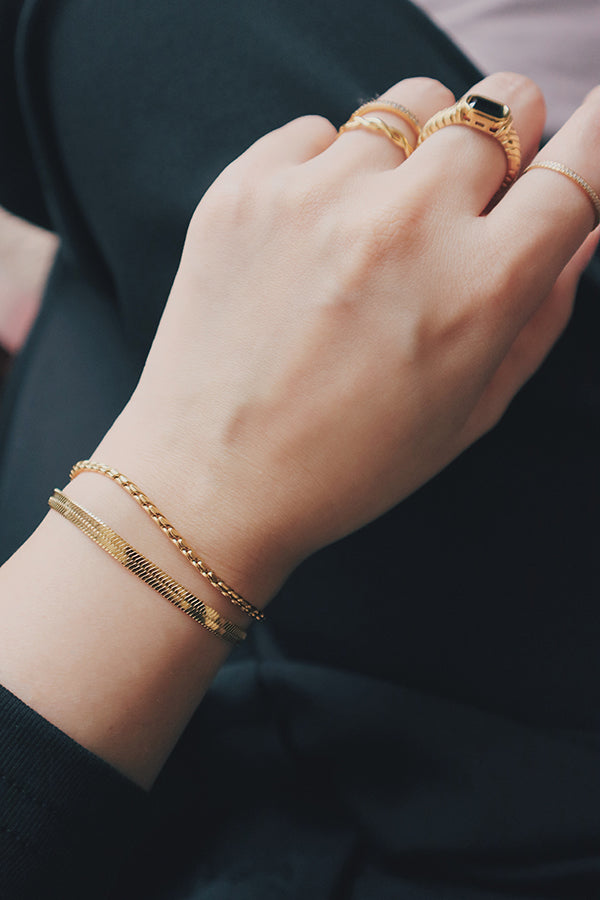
left=339, top=114, right=416, bottom=158
left=523, top=161, right=600, bottom=231
left=352, top=99, right=421, bottom=140
left=418, top=93, right=521, bottom=196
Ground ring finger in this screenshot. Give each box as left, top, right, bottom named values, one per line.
left=323, top=77, right=455, bottom=171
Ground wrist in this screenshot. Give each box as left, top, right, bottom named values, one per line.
left=0, top=471, right=244, bottom=787
left=88, top=399, right=296, bottom=610
left=0, top=405, right=287, bottom=788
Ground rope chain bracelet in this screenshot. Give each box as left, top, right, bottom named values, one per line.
left=48, top=489, right=247, bottom=645
left=69, top=460, right=264, bottom=622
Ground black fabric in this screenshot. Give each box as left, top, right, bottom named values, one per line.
left=0, top=1, right=599, bottom=897
left=0, top=684, right=146, bottom=898
left=109, top=654, right=600, bottom=900
left=0, top=0, right=50, bottom=226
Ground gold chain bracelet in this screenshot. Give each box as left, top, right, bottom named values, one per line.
left=69, top=460, right=264, bottom=623
left=49, top=489, right=247, bottom=645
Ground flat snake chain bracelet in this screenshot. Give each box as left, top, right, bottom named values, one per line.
left=48, top=489, right=246, bottom=645
left=69, top=460, right=264, bottom=623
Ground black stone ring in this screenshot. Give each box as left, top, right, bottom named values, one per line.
left=417, top=93, right=521, bottom=197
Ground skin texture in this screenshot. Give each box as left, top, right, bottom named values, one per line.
left=0, top=72, right=598, bottom=788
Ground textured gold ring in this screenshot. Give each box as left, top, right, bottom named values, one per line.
left=339, top=114, right=416, bottom=157
left=418, top=93, right=521, bottom=195
left=523, top=161, right=600, bottom=231
left=352, top=99, right=421, bottom=140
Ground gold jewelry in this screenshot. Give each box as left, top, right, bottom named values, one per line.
left=48, top=489, right=247, bottom=645
left=70, top=460, right=264, bottom=622
left=339, top=114, right=416, bottom=158
left=522, top=161, right=600, bottom=230
left=352, top=99, right=421, bottom=140
left=418, top=93, right=521, bottom=194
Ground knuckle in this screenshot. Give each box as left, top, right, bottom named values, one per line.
left=482, top=71, right=545, bottom=116
left=193, top=170, right=257, bottom=232
left=295, top=114, right=338, bottom=144
left=387, top=77, right=455, bottom=110
left=276, top=115, right=338, bottom=157
left=493, top=70, right=541, bottom=95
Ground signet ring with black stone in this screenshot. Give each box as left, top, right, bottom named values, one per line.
left=418, top=94, right=521, bottom=198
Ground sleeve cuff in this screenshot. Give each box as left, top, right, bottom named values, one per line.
left=0, top=683, right=148, bottom=898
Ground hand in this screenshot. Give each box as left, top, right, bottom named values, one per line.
left=108, top=72, right=600, bottom=601
left=3, top=71, right=599, bottom=790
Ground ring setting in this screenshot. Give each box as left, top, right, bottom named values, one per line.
left=418, top=93, right=521, bottom=196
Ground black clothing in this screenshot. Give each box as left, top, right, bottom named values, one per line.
left=1, top=1, right=599, bottom=897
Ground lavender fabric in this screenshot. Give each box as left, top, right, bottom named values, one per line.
left=415, top=0, right=600, bottom=135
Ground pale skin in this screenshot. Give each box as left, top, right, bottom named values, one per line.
left=0, top=72, right=598, bottom=791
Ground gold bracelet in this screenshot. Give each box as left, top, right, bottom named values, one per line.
left=69, top=460, right=264, bottom=623
left=48, top=489, right=247, bottom=645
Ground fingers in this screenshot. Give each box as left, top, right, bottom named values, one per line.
left=461, top=228, right=600, bottom=445
left=227, top=115, right=339, bottom=173
left=398, top=71, right=545, bottom=216
left=230, top=72, right=545, bottom=215
left=490, top=86, right=600, bottom=278
left=323, top=77, right=455, bottom=171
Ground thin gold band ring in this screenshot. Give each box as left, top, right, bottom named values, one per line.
left=523, top=161, right=600, bottom=231
left=351, top=99, right=421, bottom=140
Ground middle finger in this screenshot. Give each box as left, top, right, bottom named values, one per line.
left=401, top=71, right=546, bottom=216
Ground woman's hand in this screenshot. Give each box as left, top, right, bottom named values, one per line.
left=2, top=71, right=599, bottom=788
left=109, top=71, right=600, bottom=601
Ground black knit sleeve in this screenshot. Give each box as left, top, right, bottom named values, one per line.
left=0, top=685, right=148, bottom=899
left=0, top=0, right=51, bottom=226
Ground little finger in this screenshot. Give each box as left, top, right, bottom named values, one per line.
left=491, top=86, right=600, bottom=264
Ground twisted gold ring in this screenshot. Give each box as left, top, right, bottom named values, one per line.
left=418, top=93, right=521, bottom=196
left=339, top=113, right=416, bottom=158
left=351, top=99, right=421, bottom=140
left=523, top=161, right=600, bottom=231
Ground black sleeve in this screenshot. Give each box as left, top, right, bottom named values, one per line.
left=0, top=685, right=148, bottom=899
left=0, top=0, right=51, bottom=226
